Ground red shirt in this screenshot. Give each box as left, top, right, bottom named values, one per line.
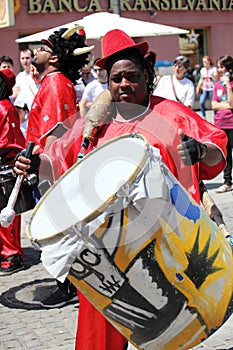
left=26, top=71, right=77, bottom=151
left=46, top=96, right=227, bottom=203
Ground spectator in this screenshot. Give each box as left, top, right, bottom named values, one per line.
left=0, top=56, right=15, bottom=104
left=212, top=55, right=233, bottom=193
left=11, top=49, right=39, bottom=112
left=79, top=58, right=108, bottom=117
left=154, top=55, right=195, bottom=108
left=0, top=69, right=25, bottom=276
left=196, top=55, right=218, bottom=118
left=14, top=96, right=29, bottom=137
left=74, top=66, right=96, bottom=104
left=0, top=55, right=14, bottom=71
left=192, top=63, right=201, bottom=86
left=14, top=29, right=227, bottom=350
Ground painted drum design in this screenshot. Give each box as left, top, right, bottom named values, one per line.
left=27, top=134, right=233, bottom=350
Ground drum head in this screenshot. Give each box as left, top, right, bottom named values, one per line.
left=27, top=134, right=149, bottom=242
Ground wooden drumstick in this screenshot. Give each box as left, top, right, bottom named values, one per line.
left=199, top=181, right=231, bottom=238
left=77, top=90, right=114, bottom=161
left=0, top=142, right=34, bottom=228
left=82, top=90, right=113, bottom=141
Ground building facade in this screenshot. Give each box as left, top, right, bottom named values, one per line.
left=0, top=0, right=233, bottom=73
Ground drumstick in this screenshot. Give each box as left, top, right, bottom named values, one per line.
left=0, top=142, right=35, bottom=228
left=77, top=91, right=114, bottom=161
left=199, top=181, right=231, bottom=238
left=82, top=90, right=114, bottom=142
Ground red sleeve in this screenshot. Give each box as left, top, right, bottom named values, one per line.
left=41, top=118, right=85, bottom=180
left=0, top=100, right=25, bottom=161
left=153, top=97, right=227, bottom=181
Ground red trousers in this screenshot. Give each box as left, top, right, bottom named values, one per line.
left=76, top=292, right=128, bottom=350
left=0, top=215, right=22, bottom=259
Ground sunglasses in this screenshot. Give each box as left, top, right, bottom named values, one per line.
left=94, top=68, right=103, bottom=72
left=37, top=46, right=53, bottom=54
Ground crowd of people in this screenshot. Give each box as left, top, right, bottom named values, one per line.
left=0, top=25, right=233, bottom=350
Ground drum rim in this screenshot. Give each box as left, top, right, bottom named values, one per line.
left=26, top=133, right=150, bottom=242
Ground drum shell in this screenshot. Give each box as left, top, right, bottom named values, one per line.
left=26, top=134, right=233, bottom=350
left=0, top=165, right=36, bottom=214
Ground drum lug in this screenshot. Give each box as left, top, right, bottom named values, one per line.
left=30, top=239, right=41, bottom=251
left=23, top=173, right=37, bottom=186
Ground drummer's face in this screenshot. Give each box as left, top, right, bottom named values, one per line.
left=108, top=59, right=148, bottom=106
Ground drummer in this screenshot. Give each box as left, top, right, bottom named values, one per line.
left=14, top=30, right=227, bottom=349
left=24, top=26, right=94, bottom=309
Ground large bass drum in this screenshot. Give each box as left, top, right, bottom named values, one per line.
left=27, top=134, right=233, bottom=350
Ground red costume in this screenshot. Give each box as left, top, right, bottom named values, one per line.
left=44, top=96, right=227, bottom=350
left=0, top=98, right=25, bottom=260
left=0, top=99, right=25, bottom=160
left=26, top=71, right=77, bottom=151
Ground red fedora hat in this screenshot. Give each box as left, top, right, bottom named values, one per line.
left=0, top=69, right=15, bottom=95
left=96, top=29, right=149, bottom=69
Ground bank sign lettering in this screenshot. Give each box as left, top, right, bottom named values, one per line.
left=28, top=0, right=233, bottom=13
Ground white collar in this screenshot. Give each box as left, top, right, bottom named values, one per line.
left=115, top=100, right=150, bottom=123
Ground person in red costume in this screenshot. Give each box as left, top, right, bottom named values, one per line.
left=25, top=27, right=94, bottom=308
left=15, top=30, right=227, bottom=349
left=0, top=69, right=25, bottom=275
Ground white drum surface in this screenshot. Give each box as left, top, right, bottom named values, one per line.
left=29, top=137, right=147, bottom=239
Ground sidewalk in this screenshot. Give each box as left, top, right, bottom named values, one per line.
left=0, top=210, right=78, bottom=350
left=195, top=108, right=214, bottom=123
left=0, top=112, right=233, bottom=350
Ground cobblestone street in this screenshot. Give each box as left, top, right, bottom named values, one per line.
left=0, top=113, right=233, bottom=349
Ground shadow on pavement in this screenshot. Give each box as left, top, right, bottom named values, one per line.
left=205, top=182, right=223, bottom=190
left=0, top=278, right=56, bottom=310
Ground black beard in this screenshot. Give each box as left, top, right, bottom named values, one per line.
left=32, top=60, right=45, bottom=74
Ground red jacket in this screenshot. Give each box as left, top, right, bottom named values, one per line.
left=0, top=98, right=25, bottom=163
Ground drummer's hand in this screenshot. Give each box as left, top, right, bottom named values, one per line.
left=14, top=145, right=40, bottom=175
left=177, top=129, right=207, bottom=166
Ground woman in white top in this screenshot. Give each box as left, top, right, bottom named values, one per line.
left=154, top=55, right=195, bottom=108
left=196, top=55, right=218, bottom=118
